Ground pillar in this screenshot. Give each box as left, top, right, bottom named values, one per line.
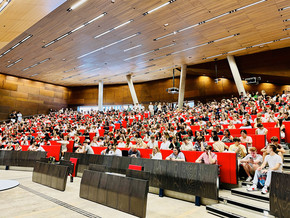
left=98, top=80, right=103, bottom=111
left=126, top=74, right=139, bottom=105
left=227, top=55, right=246, bottom=95
left=178, top=64, right=187, bottom=109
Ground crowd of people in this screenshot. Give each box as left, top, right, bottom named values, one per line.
left=0, top=90, right=289, bottom=194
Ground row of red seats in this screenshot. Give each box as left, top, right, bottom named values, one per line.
left=91, top=147, right=237, bottom=185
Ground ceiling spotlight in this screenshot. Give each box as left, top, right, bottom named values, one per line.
left=67, top=0, right=87, bottom=12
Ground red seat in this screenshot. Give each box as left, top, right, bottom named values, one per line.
left=128, top=164, right=143, bottom=171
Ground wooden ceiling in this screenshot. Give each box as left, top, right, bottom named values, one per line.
left=0, top=0, right=66, bottom=49
left=0, top=0, right=289, bottom=86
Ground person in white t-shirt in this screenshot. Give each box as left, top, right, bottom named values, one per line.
left=247, top=144, right=282, bottom=194
left=160, top=136, right=170, bottom=150
left=150, top=146, right=162, bottom=160
left=147, top=135, right=158, bottom=149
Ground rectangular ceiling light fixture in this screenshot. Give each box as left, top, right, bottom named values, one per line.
left=202, top=36, right=290, bottom=60
left=79, top=74, right=100, bottom=81
left=6, top=58, right=23, bottom=68
left=29, top=73, right=39, bottom=77
left=94, top=19, right=134, bottom=38
left=141, top=33, right=239, bottom=63
left=124, top=44, right=142, bottom=52
left=67, top=0, right=87, bottom=11
left=61, top=73, right=81, bottom=80
left=143, top=0, right=177, bottom=16
left=278, top=6, right=290, bottom=11
left=153, top=0, right=266, bottom=41
left=124, top=43, right=176, bottom=61
left=22, top=58, right=50, bottom=71
left=43, top=12, right=107, bottom=48
left=0, top=0, right=11, bottom=13
left=78, top=32, right=141, bottom=59
left=0, top=34, right=32, bottom=58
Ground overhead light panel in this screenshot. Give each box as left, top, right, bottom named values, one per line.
left=22, top=58, right=50, bottom=71
left=124, top=44, right=142, bottom=52
left=153, top=0, right=266, bottom=41
left=142, top=33, right=239, bottom=63
left=67, top=0, right=87, bottom=11
left=43, top=12, right=107, bottom=48
left=0, top=0, right=11, bottom=13
left=61, top=73, right=81, bottom=80
left=94, top=19, right=134, bottom=38
left=30, top=73, right=39, bottom=77
left=278, top=6, right=290, bottom=11
left=78, top=32, right=141, bottom=59
left=143, top=0, right=177, bottom=16
left=6, top=58, right=23, bottom=68
left=0, top=34, right=32, bottom=58
left=124, top=43, right=176, bottom=61
left=202, top=36, right=290, bottom=60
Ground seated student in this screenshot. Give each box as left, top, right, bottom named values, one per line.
left=150, top=146, right=162, bottom=160
left=229, top=137, right=247, bottom=159
left=83, top=141, right=94, bottom=154
left=28, top=141, right=37, bottom=151
left=169, top=136, right=181, bottom=150
left=227, top=120, right=236, bottom=129
left=160, top=136, right=170, bottom=150
left=212, top=135, right=228, bottom=152
left=247, top=144, right=283, bottom=194
left=255, top=123, right=268, bottom=137
left=261, top=136, right=285, bottom=161
left=180, top=137, right=194, bottom=151
left=193, top=136, right=208, bottom=151
left=147, top=135, right=158, bottom=149
left=195, top=146, right=217, bottom=165
left=4, top=142, right=14, bottom=151
left=240, top=147, right=263, bottom=182
left=136, top=138, right=148, bottom=149
left=128, top=145, right=141, bottom=158
left=166, top=147, right=185, bottom=162
left=15, top=142, right=22, bottom=151
left=35, top=143, right=45, bottom=152
left=221, top=129, right=233, bottom=143
left=239, top=129, right=252, bottom=148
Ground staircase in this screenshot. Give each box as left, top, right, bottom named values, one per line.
left=206, top=152, right=290, bottom=217
left=283, top=154, right=290, bottom=172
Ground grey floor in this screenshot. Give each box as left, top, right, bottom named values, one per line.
left=0, top=169, right=217, bottom=218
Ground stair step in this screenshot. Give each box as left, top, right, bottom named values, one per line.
left=284, top=159, right=290, bottom=163
left=206, top=204, right=270, bottom=218
left=231, top=187, right=269, bottom=202
left=284, top=154, right=290, bottom=158
left=219, top=194, right=269, bottom=213
left=283, top=164, right=290, bottom=169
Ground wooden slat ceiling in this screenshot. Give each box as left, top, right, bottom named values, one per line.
left=0, top=0, right=67, bottom=49
left=0, top=0, right=289, bottom=86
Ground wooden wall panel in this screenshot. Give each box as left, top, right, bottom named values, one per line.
left=0, top=74, right=69, bottom=120
left=69, top=75, right=290, bottom=108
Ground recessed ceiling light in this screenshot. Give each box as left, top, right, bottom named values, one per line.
left=0, top=0, right=12, bottom=13
left=202, top=36, right=290, bottom=60
left=94, top=19, right=134, bottom=39
left=124, top=44, right=142, bottom=52
left=67, top=0, right=87, bottom=11
left=78, top=32, right=141, bottom=59
left=22, top=58, right=50, bottom=71
left=43, top=12, right=107, bottom=48
left=124, top=43, right=176, bottom=61
left=6, top=58, right=23, bottom=68
left=153, top=0, right=266, bottom=41
left=0, top=34, right=32, bottom=58
left=143, top=0, right=177, bottom=16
